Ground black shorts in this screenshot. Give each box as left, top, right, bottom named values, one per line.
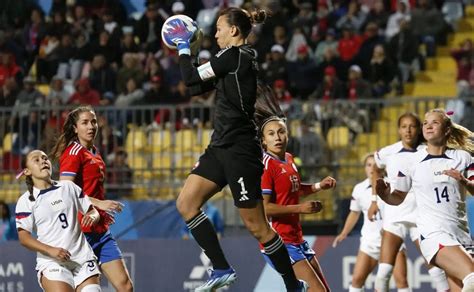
left=191, top=141, right=263, bottom=208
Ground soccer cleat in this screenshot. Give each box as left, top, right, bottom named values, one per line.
left=195, top=268, right=237, bottom=292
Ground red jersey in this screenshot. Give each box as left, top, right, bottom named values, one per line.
left=60, top=141, right=108, bottom=234
left=261, top=152, right=303, bottom=244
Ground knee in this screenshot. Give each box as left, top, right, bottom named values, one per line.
left=351, top=274, right=366, bottom=287
left=116, top=279, right=133, bottom=292
left=176, top=194, right=195, bottom=219
left=243, top=219, right=272, bottom=242
left=393, top=271, right=408, bottom=287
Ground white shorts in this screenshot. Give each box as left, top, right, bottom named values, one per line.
left=383, top=221, right=419, bottom=242
left=360, top=239, right=381, bottom=260
left=37, top=260, right=100, bottom=290
left=420, top=231, right=473, bottom=264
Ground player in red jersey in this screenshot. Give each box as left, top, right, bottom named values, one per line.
left=51, top=106, right=133, bottom=292
left=255, top=84, right=336, bottom=291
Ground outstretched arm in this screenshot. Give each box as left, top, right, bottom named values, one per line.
left=444, top=168, right=474, bottom=194
left=300, top=176, right=337, bottom=196
left=332, top=211, right=361, bottom=247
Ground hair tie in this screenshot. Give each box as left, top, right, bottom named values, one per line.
left=16, top=170, right=25, bottom=180
left=446, top=111, right=454, bottom=116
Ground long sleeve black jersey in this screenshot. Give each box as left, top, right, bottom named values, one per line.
left=179, top=45, right=259, bottom=146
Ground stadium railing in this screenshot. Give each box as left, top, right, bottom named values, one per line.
left=0, top=96, right=471, bottom=229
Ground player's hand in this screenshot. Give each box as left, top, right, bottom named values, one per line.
left=367, top=202, right=379, bottom=222
left=190, top=29, right=203, bottom=56
left=47, top=246, right=71, bottom=262
left=163, top=18, right=197, bottom=50
left=332, top=233, right=347, bottom=248
left=82, top=209, right=100, bottom=227
left=375, top=178, right=390, bottom=199
left=443, top=168, right=467, bottom=183
left=299, top=201, right=323, bottom=214
left=320, top=176, right=337, bottom=190
left=97, top=200, right=124, bottom=214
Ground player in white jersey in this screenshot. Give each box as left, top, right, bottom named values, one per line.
left=15, top=150, right=102, bottom=292
left=369, top=113, right=449, bottom=292
left=333, top=154, right=408, bottom=292
left=376, top=109, right=474, bottom=292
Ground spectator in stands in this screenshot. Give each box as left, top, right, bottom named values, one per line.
left=46, top=75, right=70, bottom=105
left=388, top=19, right=419, bottom=84
left=355, top=22, right=385, bottom=75
left=55, top=33, right=77, bottom=80
left=285, top=27, right=311, bottom=62
left=0, top=52, right=23, bottom=87
left=385, top=0, right=411, bottom=41
left=119, top=26, right=139, bottom=56
left=115, top=78, right=144, bottom=107
left=273, top=79, right=293, bottom=108
left=0, top=0, right=34, bottom=30
left=116, top=53, right=144, bottom=94
left=89, top=30, right=118, bottom=67
left=317, top=47, right=345, bottom=82
left=0, top=78, right=18, bottom=107
left=36, top=33, right=60, bottom=83
left=338, top=25, right=362, bottom=63
left=69, top=78, right=100, bottom=106
left=410, top=0, right=447, bottom=57
left=0, top=201, right=17, bottom=241
left=310, top=66, right=343, bottom=101
left=23, top=8, right=47, bottom=70
left=12, top=76, right=44, bottom=154
left=144, top=56, right=164, bottom=87
left=314, top=29, right=339, bottom=65
left=451, top=39, right=473, bottom=88
left=88, top=54, right=116, bottom=97
left=97, top=9, right=121, bottom=49
left=135, top=2, right=165, bottom=53
left=262, top=44, right=288, bottom=85
left=346, top=65, right=372, bottom=100
left=369, top=45, right=396, bottom=97
left=291, top=2, right=317, bottom=38
left=69, top=32, right=90, bottom=81
left=272, top=25, right=290, bottom=52
left=336, top=1, right=367, bottom=33
left=363, top=0, right=389, bottom=32
left=47, top=9, right=71, bottom=38
left=70, top=4, right=94, bottom=40
left=107, top=148, right=133, bottom=199
left=287, top=44, right=318, bottom=99
left=298, top=119, right=327, bottom=167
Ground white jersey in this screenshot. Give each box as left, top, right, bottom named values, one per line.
left=15, top=181, right=97, bottom=271
left=395, top=148, right=473, bottom=244
left=375, top=141, right=425, bottom=224
left=350, top=178, right=384, bottom=243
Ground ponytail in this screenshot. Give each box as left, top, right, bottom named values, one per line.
left=428, top=109, right=474, bottom=153
left=50, top=106, right=94, bottom=160
left=254, top=82, right=286, bottom=136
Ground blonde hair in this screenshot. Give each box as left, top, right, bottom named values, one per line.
left=427, top=108, right=474, bottom=153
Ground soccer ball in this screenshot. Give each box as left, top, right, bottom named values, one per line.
left=161, top=14, right=198, bottom=50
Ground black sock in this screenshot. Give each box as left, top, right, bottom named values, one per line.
left=187, top=211, right=230, bottom=270
left=263, top=234, right=299, bottom=290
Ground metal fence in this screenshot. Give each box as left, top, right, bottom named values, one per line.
left=1, top=97, right=472, bottom=227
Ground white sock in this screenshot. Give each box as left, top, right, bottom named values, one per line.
left=428, top=267, right=449, bottom=292
left=462, top=273, right=474, bottom=292
left=374, top=263, right=394, bottom=292
left=398, top=288, right=412, bottom=292
left=349, top=285, right=363, bottom=292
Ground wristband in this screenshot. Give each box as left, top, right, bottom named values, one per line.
left=177, top=42, right=191, bottom=56
left=314, top=182, right=321, bottom=192
left=371, top=195, right=378, bottom=202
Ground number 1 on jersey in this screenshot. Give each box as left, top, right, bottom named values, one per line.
left=434, top=186, right=449, bottom=203
left=237, top=177, right=248, bottom=195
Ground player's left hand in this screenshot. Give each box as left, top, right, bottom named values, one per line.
left=320, top=176, right=337, bottom=190
left=375, top=178, right=390, bottom=198
left=82, top=209, right=100, bottom=227
left=443, top=168, right=467, bottom=183
left=98, top=200, right=124, bottom=214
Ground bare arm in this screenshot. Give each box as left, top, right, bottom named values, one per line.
left=300, top=176, right=337, bottom=197
left=263, top=194, right=322, bottom=217
left=332, top=211, right=361, bottom=247
left=443, top=168, right=474, bottom=194
left=18, top=229, right=71, bottom=262
left=375, top=178, right=408, bottom=205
